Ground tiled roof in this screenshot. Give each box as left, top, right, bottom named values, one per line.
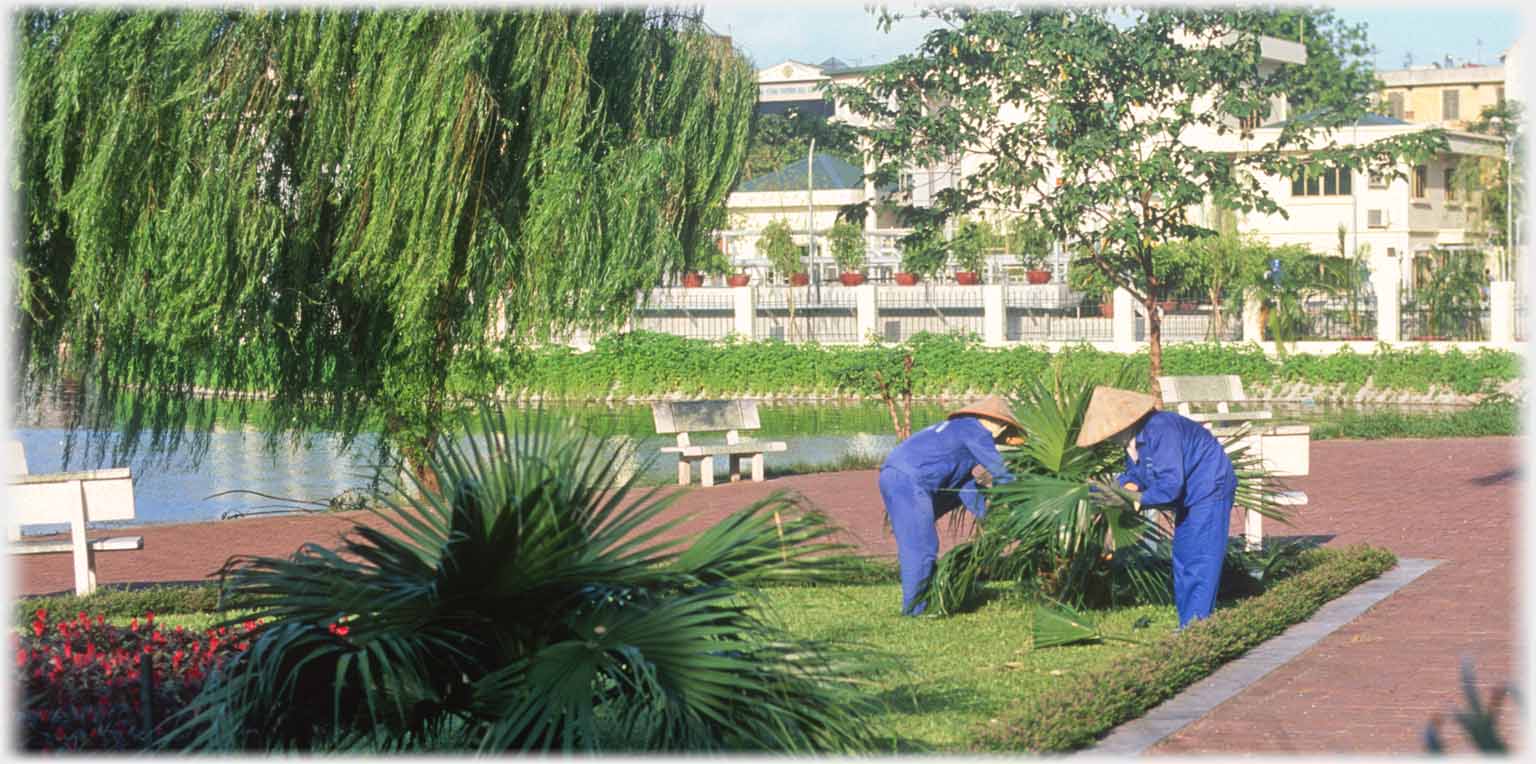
left=738, top=154, right=865, bottom=192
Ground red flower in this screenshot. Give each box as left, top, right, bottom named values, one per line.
left=144, top=611, right=155, bottom=624
left=34, top=608, right=46, bottom=621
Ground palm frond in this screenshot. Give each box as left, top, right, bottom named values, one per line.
left=170, top=402, right=885, bottom=753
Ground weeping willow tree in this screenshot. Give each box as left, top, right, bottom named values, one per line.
left=13, top=8, right=755, bottom=476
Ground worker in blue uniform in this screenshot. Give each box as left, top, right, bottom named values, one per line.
left=878, top=395, right=1024, bottom=615
left=1075, top=386, right=1237, bottom=628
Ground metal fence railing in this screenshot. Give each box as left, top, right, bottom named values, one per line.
left=1399, top=301, right=1491, bottom=341
left=1282, top=295, right=1378, bottom=341
left=875, top=285, right=984, bottom=342
left=1004, top=286, right=1111, bottom=342
left=1134, top=292, right=1242, bottom=343
left=755, top=286, right=860, bottom=343
left=633, top=288, right=736, bottom=340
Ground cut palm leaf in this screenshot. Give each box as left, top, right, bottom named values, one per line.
left=1031, top=599, right=1146, bottom=649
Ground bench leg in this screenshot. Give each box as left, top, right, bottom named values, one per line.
left=728, top=454, right=742, bottom=483
left=700, top=457, right=715, bottom=487
left=69, top=479, right=97, bottom=596
left=677, top=458, right=692, bottom=486
left=1244, top=507, right=1264, bottom=551
left=751, top=453, right=765, bottom=482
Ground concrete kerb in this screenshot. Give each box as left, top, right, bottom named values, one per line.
left=1082, top=557, right=1444, bottom=756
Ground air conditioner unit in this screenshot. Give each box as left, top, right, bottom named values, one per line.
left=1367, top=209, right=1390, bottom=228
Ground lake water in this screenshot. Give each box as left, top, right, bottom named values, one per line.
left=8, top=397, right=1464, bottom=531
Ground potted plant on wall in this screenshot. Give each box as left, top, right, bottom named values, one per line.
left=1068, top=255, right=1116, bottom=318
left=758, top=219, right=807, bottom=286
left=895, top=225, right=947, bottom=285
left=950, top=218, right=993, bottom=285
left=1008, top=217, right=1055, bottom=284
left=829, top=220, right=868, bottom=286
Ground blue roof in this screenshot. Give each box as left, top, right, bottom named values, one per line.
left=738, top=154, right=865, bottom=192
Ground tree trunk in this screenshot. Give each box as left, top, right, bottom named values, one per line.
left=1146, top=299, right=1164, bottom=404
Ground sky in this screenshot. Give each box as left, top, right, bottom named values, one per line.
left=700, top=2, right=1531, bottom=78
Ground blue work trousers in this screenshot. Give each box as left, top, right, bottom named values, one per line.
left=1171, top=476, right=1236, bottom=627
left=879, top=467, right=969, bottom=615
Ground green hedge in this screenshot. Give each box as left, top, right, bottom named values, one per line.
left=453, top=332, right=1520, bottom=400
left=1309, top=396, right=1520, bottom=440
left=14, top=584, right=249, bottom=624
left=971, top=544, right=1398, bottom=752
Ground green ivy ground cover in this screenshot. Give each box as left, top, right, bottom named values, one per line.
left=455, top=332, right=1520, bottom=400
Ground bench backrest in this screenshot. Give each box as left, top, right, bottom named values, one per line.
left=652, top=400, right=762, bottom=434
left=8, top=469, right=137, bottom=526
left=1157, top=375, right=1248, bottom=415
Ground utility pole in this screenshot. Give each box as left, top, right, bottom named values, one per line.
left=808, top=137, right=819, bottom=303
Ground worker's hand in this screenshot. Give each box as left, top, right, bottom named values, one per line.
left=972, top=464, right=994, bottom=488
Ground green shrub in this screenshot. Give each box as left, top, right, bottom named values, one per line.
left=1309, top=396, right=1520, bottom=440
left=971, top=545, right=1397, bottom=752
left=14, top=585, right=245, bottom=625
left=454, top=334, right=1519, bottom=402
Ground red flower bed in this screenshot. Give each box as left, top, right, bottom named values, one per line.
left=15, top=609, right=258, bottom=751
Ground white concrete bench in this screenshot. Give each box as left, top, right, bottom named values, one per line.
left=1158, top=375, right=1311, bottom=550
left=652, top=400, right=787, bottom=487
left=6, top=440, right=141, bottom=595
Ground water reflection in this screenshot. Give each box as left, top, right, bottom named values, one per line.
left=8, top=393, right=1469, bottom=530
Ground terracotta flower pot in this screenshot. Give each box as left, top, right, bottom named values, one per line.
left=894, top=272, right=920, bottom=286
left=1099, top=302, right=1114, bottom=318
left=838, top=272, right=865, bottom=286
left=788, top=272, right=810, bottom=286
left=727, top=273, right=751, bottom=287
left=1156, top=300, right=1177, bottom=314
left=1025, top=269, right=1051, bottom=284
left=955, top=271, right=980, bottom=285
left=681, top=272, right=705, bottom=288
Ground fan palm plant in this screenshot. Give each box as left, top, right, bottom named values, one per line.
left=165, top=405, right=885, bottom=753
left=916, top=364, right=1294, bottom=616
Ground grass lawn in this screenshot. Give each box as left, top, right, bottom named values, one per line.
left=757, top=583, right=1176, bottom=752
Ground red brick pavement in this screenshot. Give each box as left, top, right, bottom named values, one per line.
left=1149, top=437, right=1522, bottom=756
left=9, top=438, right=1524, bottom=755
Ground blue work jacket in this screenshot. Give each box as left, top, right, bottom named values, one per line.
left=1116, top=411, right=1235, bottom=508
left=881, top=416, right=1014, bottom=516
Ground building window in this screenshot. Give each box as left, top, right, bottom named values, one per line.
left=1387, top=92, right=1405, bottom=120
left=1498, top=86, right=1506, bottom=105
left=1368, top=171, right=1390, bottom=189
left=1442, top=89, right=1460, bottom=121
left=1412, top=165, right=1428, bottom=198
left=1444, top=165, right=1458, bottom=201
left=1290, top=165, right=1352, bottom=197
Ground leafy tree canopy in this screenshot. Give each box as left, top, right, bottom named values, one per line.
left=834, top=4, right=1447, bottom=391
left=14, top=8, right=756, bottom=468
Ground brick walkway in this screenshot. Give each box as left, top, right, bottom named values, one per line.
left=10, top=438, right=1522, bottom=755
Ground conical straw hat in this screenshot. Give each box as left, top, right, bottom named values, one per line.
left=948, top=395, right=1024, bottom=433
left=1075, top=386, right=1158, bottom=447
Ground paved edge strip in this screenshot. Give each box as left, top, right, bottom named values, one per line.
left=1082, top=557, right=1444, bottom=756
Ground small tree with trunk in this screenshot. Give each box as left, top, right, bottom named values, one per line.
left=835, top=6, right=1445, bottom=398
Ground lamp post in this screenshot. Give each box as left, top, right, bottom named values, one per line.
left=1506, top=135, right=1515, bottom=281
